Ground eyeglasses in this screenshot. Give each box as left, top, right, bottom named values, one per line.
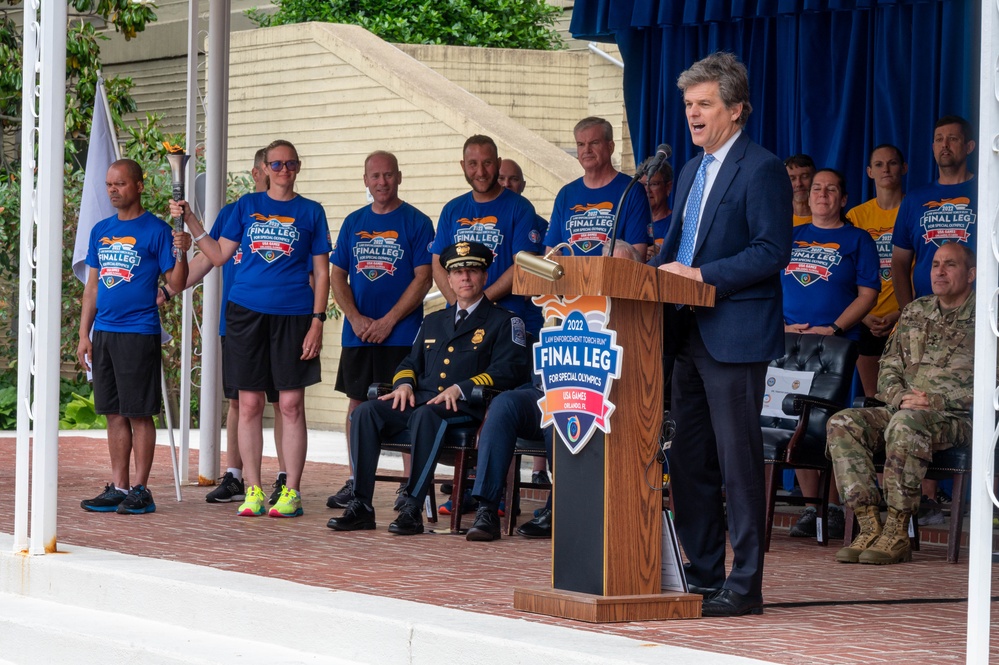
left=268, top=160, right=301, bottom=172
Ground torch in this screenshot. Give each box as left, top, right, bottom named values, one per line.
left=163, top=142, right=191, bottom=261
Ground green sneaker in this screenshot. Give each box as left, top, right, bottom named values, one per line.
left=269, top=486, right=303, bottom=518
left=237, top=485, right=266, bottom=517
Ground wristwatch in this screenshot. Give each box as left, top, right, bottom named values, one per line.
left=312, top=312, right=327, bottom=322
left=830, top=323, right=844, bottom=337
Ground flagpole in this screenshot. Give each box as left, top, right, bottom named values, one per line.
left=97, top=72, right=121, bottom=161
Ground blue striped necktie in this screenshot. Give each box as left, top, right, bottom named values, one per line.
left=676, top=153, right=715, bottom=266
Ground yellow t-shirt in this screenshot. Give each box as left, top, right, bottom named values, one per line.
left=792, top=214, right=812, bottom=227
left=846, top=198, right=901, bottom=319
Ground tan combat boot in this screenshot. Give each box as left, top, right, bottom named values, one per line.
left=835, top=505, right=882, bottom=563
left=858, top=507, right=912, bottom=565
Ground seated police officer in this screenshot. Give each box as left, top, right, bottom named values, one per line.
left=328, top=241, right=530, bottom=534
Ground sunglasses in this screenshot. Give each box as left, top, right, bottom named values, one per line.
left=268, top=160, right=301, bottom=172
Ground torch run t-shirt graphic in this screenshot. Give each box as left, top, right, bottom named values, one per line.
left=893, top=178, right=977, bottom=298
left=431, top=188, right=543, bottom=320
left=330, top=202, right=434, bottom=347
left=86, top=211, right=176, bottom=335
left=545, top=172, right=652, bottom=256
left=532, top=294, right=622, bottom=454
left=223, top=191, right=332, bottom=315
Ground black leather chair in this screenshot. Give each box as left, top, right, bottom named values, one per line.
left=761, top=333, right=858, bottom=551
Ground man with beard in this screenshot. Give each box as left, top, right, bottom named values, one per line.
left=430, top=136, right=544, bottom=324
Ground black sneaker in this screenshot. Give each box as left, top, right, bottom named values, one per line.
left=531, top=470, right=551, bottom=486
left=81, top=483, right=127, bottom=513
left=789, top=506, right=817, bottom=537
left=326, top=478, right=355, bottom=509
left=388, top=501, right=424, bottom=535
left=116, top=485, right=156, bottom=515
left=205, top=472, right=245, bottom=503
left=828, top=505, right=845, bottom=540
left=268, top=472, right=287, bottom=506
left=327, top=498, right=376, bottom=531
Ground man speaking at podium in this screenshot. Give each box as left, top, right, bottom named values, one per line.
left=651, top=52, right=792, bottom=617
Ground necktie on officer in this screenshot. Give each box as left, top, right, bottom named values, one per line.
left=676, top=153, right=715, bottom=266
left=456, top=309, right=468, bottom=328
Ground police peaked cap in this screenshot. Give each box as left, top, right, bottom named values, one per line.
left=439, top=241, right=493, bottom=271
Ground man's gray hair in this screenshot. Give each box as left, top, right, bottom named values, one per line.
left=574, top=116, right=613, bottom=141
left=677, top=52, right=752, bottom=127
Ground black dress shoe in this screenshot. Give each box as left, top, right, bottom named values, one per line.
left=327, top=499, right=375, bottom=531
left=701, top=589, right=763, bottom=617
left=466, top=505, right=501, bottom=542
left=687, top=585, right=720, bottom=599
left=388, top=501, right=424, bottom=535
left=516, top=507, right=552, bottom=539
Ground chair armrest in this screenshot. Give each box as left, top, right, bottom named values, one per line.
left=781, top=393, right=844, bottom=417
left=469, top=386, right=501, bottom=408
left=367, top=383, right=393, bottom=400
left=852, top=396, right=886, bottom=409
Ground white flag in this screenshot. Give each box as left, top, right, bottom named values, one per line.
left=72, top=82, right=119, bottom=284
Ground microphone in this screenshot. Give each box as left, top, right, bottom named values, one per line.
left=642, top=144, right=672, bottom=177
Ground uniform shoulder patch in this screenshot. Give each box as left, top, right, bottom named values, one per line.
left=511, top=317, right=526, bottom=347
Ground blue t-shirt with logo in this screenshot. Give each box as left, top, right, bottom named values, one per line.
left=330, top=202, right=435, bottom=347
left=86, top=211, right=177, bottom=335
left=892, top=177, right=978, bottom=298
left=222, top=191, right=332, bottom=315
left=545, top=172, right=652, bottom=256
left=782, top=223, right=880, bottom=340
left=430, top=188, right=543, bottom=320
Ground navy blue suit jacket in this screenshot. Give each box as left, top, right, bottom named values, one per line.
left=651, top=132, right=792, bottom=363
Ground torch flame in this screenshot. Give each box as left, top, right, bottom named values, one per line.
left=162, top=141, right=185, bottom=154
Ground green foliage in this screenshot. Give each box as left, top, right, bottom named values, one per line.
left=59, top=390, right=107, bottom=430
left=249, top=0, right=564, bottom=50
left=0, top=384, right=15, bottom=429
left=1, top=1, right=152, bottom=169
left=0, top=1, right=254, bottom=427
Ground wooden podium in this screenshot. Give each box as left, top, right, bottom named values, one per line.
left=512, top=255, right=714, bottom=622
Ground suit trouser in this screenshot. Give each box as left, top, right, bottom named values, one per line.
left=350, top=399, right=474, bottom=505
left=470, top=385, right=551, bottom=507
left=670, top=323, right=768, bottom=599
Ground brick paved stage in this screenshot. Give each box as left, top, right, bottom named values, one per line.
left=2, top=434, right=998, bottom=664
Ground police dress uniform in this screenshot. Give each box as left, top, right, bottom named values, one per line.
left=348, top=242, right=531, bottom=508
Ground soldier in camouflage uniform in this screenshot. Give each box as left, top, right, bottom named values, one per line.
left=826, top=242, right=975, bottom=564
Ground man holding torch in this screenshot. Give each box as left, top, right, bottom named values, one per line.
left=78, top=158, right=191, bottom=515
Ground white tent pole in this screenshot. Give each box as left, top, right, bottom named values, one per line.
left=179, top=0, right=201, bottom=484
left=29, top=0, right=67, bottom=555
left=967, top=0, right=998, bottom=661
left=13, top=0, right=40, bottom=553
left=198, top=0, right=231, bottom=485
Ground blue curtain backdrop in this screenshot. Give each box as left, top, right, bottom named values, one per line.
left=570, top=0, right=978, bottom=203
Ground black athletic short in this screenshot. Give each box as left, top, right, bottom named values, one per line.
left=91, top=330, right=162, bottom=418
left=223, top=302, right=321, bottom=392
left=220, top=336, right=279, bottom=402
left=858, top=322, right=889, bottom=357
left=334, top=345, right=411, bottom=401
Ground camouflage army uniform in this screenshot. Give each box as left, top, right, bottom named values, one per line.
left=826, top=291, right=974, bottom=513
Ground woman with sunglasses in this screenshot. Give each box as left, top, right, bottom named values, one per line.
left=170, top=139, right=332, bottom=519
